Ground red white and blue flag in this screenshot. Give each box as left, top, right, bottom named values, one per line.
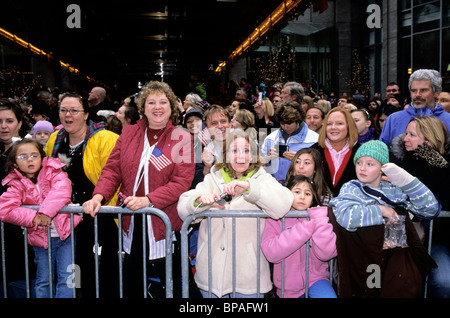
left=149, top=147, right=172, bottom=171
left=198, top=127, right=211, bottom=146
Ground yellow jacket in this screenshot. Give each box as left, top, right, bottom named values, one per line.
left=45, top=128, right=119, bottom=206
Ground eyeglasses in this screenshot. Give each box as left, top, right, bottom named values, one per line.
left=59, top=108, right=84, bottom=115
left=16, top=153, right=41, bottom=161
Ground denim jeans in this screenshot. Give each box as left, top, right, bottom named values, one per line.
left=427, top=244, right=450, bottom=298
left=33, top=235, right=74, bottom=298
left=299, top=279, right=337, bottom=298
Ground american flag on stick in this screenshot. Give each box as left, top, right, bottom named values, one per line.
left=149, top=147, right=172, bottom=171
left=197, top=127, right=211, bottom=146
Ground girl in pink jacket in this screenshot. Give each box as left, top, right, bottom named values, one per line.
left=0, top=139, right=81, bottom=298
left=261, top=175, right=337, bottom=298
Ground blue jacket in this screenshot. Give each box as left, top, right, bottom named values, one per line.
left=379, top=104, right=450, bottom=146
left=329, top=178, right=440, bottom=232
left=261, top=124, right=318, bottom=182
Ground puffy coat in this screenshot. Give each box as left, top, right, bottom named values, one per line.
left=177, top=166, right=293, bottom=297
left=261, top=206, right=337, bottom=298
left=379, top=104, right=450, bottom=147
left=0, top=157, right=82, bottom=249
left=45, top=122, right=120, bottom=206
left=93, top=119, right=195, bottom=240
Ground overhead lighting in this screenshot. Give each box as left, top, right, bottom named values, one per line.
left=0, top=27, right=103, bottom=84
left=214, top=61, right=227, bottom=74
left=229, top=0, right=304, bottom=62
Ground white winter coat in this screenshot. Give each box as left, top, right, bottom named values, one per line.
left=177, top=166, right=293, bottom=297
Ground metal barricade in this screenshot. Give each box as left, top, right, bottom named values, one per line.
left=180, top=209, right=450, bottom=298
left=180, top=209, right=312, bottom=298
left=0, top=205, right=173, bottom=298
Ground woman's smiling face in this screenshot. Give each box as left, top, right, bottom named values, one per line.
left=144, top=92, right=172, bottom=129
left=326, top=111, right=349, bottom=144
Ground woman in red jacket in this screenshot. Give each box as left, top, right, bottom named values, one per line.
left=83, top=81, right=195, bottom=297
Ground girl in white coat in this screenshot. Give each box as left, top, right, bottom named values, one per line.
left=178, top=130, right=293, bottom=298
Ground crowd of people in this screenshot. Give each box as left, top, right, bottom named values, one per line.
left=0, top=68, right=450, bottom=299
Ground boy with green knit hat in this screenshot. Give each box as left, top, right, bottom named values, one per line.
left=330, top=140, right=440, bottom=231
left=328, top=140, right=439, bottom=298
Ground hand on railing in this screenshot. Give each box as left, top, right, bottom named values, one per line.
left=33, top=213, right=53, bottom=230
left=82, top=194, right=104, bottom=217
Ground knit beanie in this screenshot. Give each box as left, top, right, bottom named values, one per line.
left=353, top=140, right=389, bottom=165
left=32, top=120, right=54, bottom=137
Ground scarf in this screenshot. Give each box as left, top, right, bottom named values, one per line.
left=51, top=120, right=106, bottom=158
left=324, top=139, right=352, bottom=187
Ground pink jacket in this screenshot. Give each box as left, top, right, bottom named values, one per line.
left=0, top=157, right=82, bottom=249
left=261, top=206, right=337, bottom=298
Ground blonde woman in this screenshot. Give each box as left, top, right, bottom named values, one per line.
left=178, top=130, right=293, bottom=298
left=311, top=107, right=360, bottom=196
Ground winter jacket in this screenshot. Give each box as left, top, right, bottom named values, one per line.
left=379, top=104, right=450, bottom=147
left=390, top=135, right=450, bottom=210
left=93, top=119, right=195, bottom=241
left=390, top=135, right=450, bottom=247
left=261, top=206, right=337, bottom=298
left=45, top=121, right=120, bottom=206
left=177, top=166, right=293, bottom=298
left=0, top=157, right=82, bottom=249
left=328, top=207, right=436, bottom=298
left=329, top=179, right=440, bottom=232
left=311, top=142, right=361, bottom=197
left=261, top=123, right=318, bottom=182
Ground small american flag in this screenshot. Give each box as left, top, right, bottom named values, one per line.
left=198, top=127, right=211, bottom=146
left=149, top=147, right=172, bottom=171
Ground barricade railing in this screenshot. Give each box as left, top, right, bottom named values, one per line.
left=0, top=205, right=173, bottom=298
left=180, top=210, right=315, bottom=298
left=180, top=209, right=450, bottom=298
left=2, top=206, right=449, bottom=298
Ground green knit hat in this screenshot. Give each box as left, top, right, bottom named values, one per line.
left=353, top=140, right=389, bottom=165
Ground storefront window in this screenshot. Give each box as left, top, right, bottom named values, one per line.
left=413, top=2, right=441, bottom=33
left=413, top=30, right=439, bottom=71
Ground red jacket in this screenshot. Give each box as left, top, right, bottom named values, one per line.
left=93, top=119, right=194, bottom=241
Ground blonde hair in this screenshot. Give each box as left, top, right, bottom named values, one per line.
left=215, top=130, right=264, bottom=179
left=317, top=107, right=359, bottom=149
left=135, top=81, right=179, bottom=125
left=203, top=104, right=230, bottom=123
left=263, top=98, right=275, bottom=117
left=410, top=116, right=449, bottom=154
left=234, top=108, right=255, bottom=129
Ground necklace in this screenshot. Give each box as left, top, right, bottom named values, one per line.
left=68, top=140, right=84, bottom=156
left=150, top=128, right=165, bottom=139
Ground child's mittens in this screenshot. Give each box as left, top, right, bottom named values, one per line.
left=381, top=162, right=414, bottom=187
left=307, top=206, right=328, bottom=219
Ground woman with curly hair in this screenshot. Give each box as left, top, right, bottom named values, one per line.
left=83, top=81, right=195, bottom=297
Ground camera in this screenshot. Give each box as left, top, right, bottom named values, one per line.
left=215, top=193, right=233, bottom=205
left=118, top=192, right=127, bottom=208
left=278, top=144, right=288, bottom=157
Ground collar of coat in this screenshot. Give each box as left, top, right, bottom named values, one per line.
left=51, top=120, right=107, bottom=158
